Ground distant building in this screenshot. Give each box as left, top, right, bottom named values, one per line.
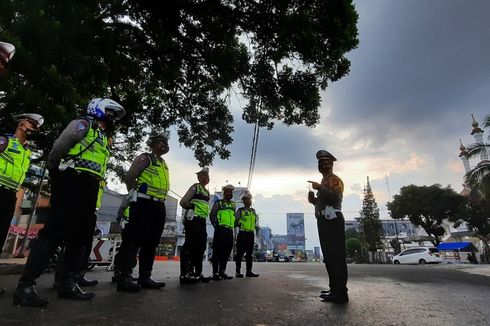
left=258, top=226, right=273, bottom=251
left=345, top=219, right=417, bottom=238
left=314, top=246, right=321, bottom=259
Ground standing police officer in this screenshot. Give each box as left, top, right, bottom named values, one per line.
left=179, top=167, right=212, bottom=284
left=234, top=192, right=260, bottom=278
left=115, top=133, right=169, bottom=292
left=13, top=98, right=125, bottom=307
left=308, top=150, right=348, bottom=304
left=1, top=40, right=45, bottom=296
left=210, top=184, right=235, bottom=280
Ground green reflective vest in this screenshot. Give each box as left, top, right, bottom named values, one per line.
left=64, top=122, right=110, bottom=178
left=190, top=183, right=210, bottom=219
left=0, top=136, right=31, bottom=190
left=96, top=180, right=106, bottom=209
left=217, top=200, right=236, bottom=228
left=239, top=208, right=257, bottom=232
left=137, top=154, right=169, bottom=199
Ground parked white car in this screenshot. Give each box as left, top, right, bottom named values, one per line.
left=392, top=247, right=443, bottom=265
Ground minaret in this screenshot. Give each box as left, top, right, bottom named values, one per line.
left=471, top=114, right=488, bottom=161
left=459, top=140, right=471, bottom=173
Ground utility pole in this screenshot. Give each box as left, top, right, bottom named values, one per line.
left=385, top=175, right=400, bottom=251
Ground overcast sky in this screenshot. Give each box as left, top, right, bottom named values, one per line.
left=111, top=0, right=490, bottom=250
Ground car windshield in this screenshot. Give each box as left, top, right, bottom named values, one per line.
left=429, top=248, right=439, bottom=253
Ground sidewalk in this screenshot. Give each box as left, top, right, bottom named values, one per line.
left=0, top=257, right=26, bottom=275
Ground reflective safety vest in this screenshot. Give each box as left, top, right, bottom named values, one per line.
left=123, top=206, right=130, bottom=219
left=217, top=200, right=236, bottom=228
left=239, top=208, right=257, bottom=232
left=136, top=154, right=169, bottom=199
left=63, top=121, right=110, bottom=178
left=190, top=183, right=210, bottom=219
left=96, top=180, right=106, bottom=210
left=0, top=136, right=31, bottom=190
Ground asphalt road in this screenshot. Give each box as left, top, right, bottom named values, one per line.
left=0, top=262, right=489, bottom=326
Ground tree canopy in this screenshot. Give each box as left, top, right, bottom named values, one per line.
left=387, top=184, right=465, bottom=245
left=0, top=0, right=359, bottom=168
left=450, top=197, right=490, bottom=261
left=359, top=177, right=383, bottom=252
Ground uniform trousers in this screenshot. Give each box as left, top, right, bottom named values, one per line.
left=235, top=231, right=254, bottom=273
left=0, top=187, right=17, bottom=253
left=212, top=225, right=233, bottom=275
left=20, top=168, right=99, bottom=285
left=317, top=212, right=348, bottom=295
left=116, top=198, right=166, bottom=277
left=180, top=217, right=207, bottom=275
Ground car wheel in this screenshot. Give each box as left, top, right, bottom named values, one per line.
left=393, top=260, right=400, bottom=264
left=419, top=259, right=426, bottom=264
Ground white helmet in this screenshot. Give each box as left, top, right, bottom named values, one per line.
left=12, top=113, right=44, bottom=131
left=86, top=98, right=125, bottom=122
left=0, top=41, right=15, bottom=65
left=147, top=131, right=170, bottom=147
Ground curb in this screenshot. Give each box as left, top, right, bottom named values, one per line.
left=0, top=263, right=25, bottom=275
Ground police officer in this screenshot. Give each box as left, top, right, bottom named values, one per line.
left=0, top=114, right=44, bottom=295
left=0, top=40, right=19, bottom=296
left=13, top=98, right=125, bottom=307
left=115, top=132, right=169, bottom=292
left=179, top=167, right=212, bottom=284
left=234, top=192, right=260, bottom=278
left=308, top=150, right=348, bottom=304
left=210, top=184, right=236, bottom=280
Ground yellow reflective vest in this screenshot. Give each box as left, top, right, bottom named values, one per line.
left=63, top=121, right=110, bottom=178
left=217, top=200, right=236, bottom=228
left=136, top=154, right=169, bottom=199
left=0, top=136, right=31, bottom=190
left=190, top=183, right=210, bottom=219
left=238, top=208, right=257, bottom=232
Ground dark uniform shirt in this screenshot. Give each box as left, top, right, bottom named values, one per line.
left=312, top=173, right=344, bottom=219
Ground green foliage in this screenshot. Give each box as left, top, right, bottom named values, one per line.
left=0, top=0, right=359, bottom=172
left=450, top=197, right=490, bottom=260
left=345, top=237, right=362, bottom=261
left=387, top=184, right=465, bottom=246
left=359, top=177, right=383, bottom=251
left=389, top=238, right=401, bottom=255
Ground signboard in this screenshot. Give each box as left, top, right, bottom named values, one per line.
left=287, top=213, right=305, bottom=250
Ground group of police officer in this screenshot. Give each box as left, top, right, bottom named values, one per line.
left=0, top=41, right=260, bottom=308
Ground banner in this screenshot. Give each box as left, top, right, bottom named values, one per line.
left=287, top=213, right=305, bottom=250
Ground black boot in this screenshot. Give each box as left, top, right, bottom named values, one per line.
left=179, top=273, right=196, bottom=285
left=138, top=275, right=166, bottom=289
left=198, top=274, right=212, bottom=283
left=57, top=279, right=95, bottom=301
left=13, top=283, right=49, bottom=307
left=77, top=273, right=98, bottom=287
left=0, top=286, right=5, bottom=295
left=246, top=271, right=259, bottom=277
left=117, top=274, right=141, bottom=292
left=219, top=272, right=233, bottom=280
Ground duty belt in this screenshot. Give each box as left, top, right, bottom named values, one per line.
left=137, top=192, right=165, bottom=202
left=218, top=224, right=233, bottom=229
left=0, top=184, right=15, bottom=191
